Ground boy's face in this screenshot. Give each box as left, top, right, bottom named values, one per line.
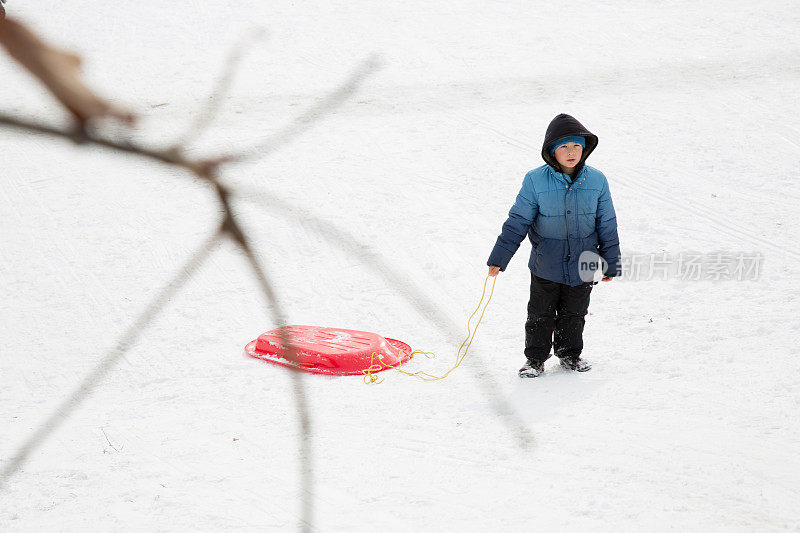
left=553, top=143, right=583, bottom=169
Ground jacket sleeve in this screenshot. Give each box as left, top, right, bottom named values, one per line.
left=487, top=173, right=538, bottom=271
left=596, top=178, right=621, bottom=277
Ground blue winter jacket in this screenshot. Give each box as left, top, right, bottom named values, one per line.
left=487, top=164, right=621, bottom=286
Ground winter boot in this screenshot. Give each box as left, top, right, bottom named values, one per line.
left=559, top=356, right=591, bottom=372
left=519, top=360, right=545, bottom=378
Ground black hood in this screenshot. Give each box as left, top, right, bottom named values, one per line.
left=541, top=113, right=599, bottom=173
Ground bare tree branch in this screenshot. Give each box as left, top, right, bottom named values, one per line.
left=230, top=54, right=382, bottom=162
left=0, top=230, right=223, bottom=487
left=215, top=182, right=314, bottom=531
left=0, top=113, right=222, bottom=177
left=171, top=28, right=267, bottom=150
left=0, top=31, right=386, bottom=531
left=0, top=17, right=134, bottom=125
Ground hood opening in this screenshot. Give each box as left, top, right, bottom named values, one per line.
left=541, top=113, right=599, bottom=175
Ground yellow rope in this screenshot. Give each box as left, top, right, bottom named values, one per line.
left=363, top=274, right=497, bottom=384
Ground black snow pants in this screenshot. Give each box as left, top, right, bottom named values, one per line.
left=524, top=273, right=594, bottom=365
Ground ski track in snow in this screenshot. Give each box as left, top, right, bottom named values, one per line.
left=457, top=111, right=800, bottom=262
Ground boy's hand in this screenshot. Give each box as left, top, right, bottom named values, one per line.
left=601, top=276, right=613, bottom=282
left=488, top=266, right=501, bottom=277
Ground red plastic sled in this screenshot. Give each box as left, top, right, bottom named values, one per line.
left=244, top=325, right=412, bottom=376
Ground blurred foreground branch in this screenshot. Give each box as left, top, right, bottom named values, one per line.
left=0, top=230, right=223, bottom=484
left=0, top=16, right=351, bottom=531
left=0, top=17, right=133, bottom=125
left=172, top=27, right=267, bottom=149
left=0, top=14, right=530, bottom=533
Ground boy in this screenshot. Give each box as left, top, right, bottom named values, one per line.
left=487, top=113, right=620, bottom=378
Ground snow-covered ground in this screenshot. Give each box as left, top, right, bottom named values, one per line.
left=2, top=1, right=800, bottom=531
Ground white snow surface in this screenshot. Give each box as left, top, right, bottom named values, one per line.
left=2, top=1, right=800, bottom=531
